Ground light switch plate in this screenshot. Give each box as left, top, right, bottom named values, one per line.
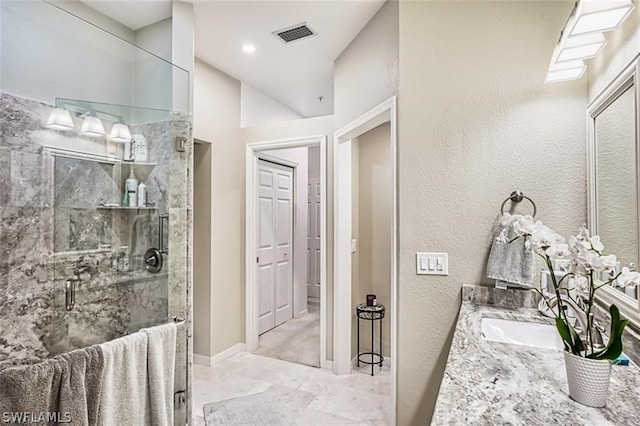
left=416, top=252, right=449, bottom=275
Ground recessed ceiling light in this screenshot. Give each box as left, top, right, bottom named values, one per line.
left=243, top=44, right=256, bottom=54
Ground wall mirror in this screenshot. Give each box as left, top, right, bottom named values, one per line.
left=588, top=56, right=640, bottom=323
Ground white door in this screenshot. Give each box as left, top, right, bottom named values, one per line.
left=307, top=176, right=321, bottom=298
left=257, top=160, right=294, bottom=335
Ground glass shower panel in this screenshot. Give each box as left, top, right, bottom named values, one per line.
left=1, top=1, right=191, bottom=424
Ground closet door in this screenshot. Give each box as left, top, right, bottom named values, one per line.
left=257, top=160, right=293, bottom=335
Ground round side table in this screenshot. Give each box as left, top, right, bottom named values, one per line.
left=356, top=303, right=385, bottom=376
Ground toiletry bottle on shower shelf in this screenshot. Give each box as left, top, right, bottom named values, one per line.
left=137, top=181, right=147, bottom=207
left=123, top=138, right=134, bottom=162
left=125, top=169, right=138, bottom=208
left=133, top=134, right=148, bottom=163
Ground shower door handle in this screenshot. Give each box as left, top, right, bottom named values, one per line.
left=159, top=213, right=169, bottom=255
left=65, top=279, right=77, bottom=311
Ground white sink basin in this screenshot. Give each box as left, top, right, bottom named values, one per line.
left=481, top=317, right=564, bottom=351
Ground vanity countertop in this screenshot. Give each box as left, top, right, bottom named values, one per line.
left=431, top=302, right=640, bottom=425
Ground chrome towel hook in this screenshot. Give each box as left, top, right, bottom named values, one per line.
left=500, top=190, right=537, bottom=218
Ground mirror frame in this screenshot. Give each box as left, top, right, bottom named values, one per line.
left=587, top=56, right=640, bottom=327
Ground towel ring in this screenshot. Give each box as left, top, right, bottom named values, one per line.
left=500, top=191, right=536, bottom=218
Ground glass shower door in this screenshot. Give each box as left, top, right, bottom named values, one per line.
left=1, top=1, right=192, bottom=423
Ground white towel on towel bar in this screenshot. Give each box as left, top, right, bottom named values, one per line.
left=97, top=332, right=150, bottom=425
left=486, top=213, right=535, bottom=288
left=142, top=323, right=177, bottom=426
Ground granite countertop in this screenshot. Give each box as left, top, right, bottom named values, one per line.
left=432, top=301, right=640, bottom=425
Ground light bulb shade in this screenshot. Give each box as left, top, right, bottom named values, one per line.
left=545, top=60, right=587, bottom=83
left=109, top=122, right=132, bottom=143
left=567, top=0, right=634, bottom=36
left=80, top=116, right=106, bottom=137
left=554, top=32, right=606, bottom=63
left=45, top=108, right=74, bottom=131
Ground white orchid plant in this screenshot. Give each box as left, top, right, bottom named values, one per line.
left=497, top=217, right=640, bottom=359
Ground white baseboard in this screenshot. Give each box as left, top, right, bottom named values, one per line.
left=323, top=360, right=334, bottom=372
left=194, top=343, right=246, bottom=367
left=193, top=353, right=212, bottom=367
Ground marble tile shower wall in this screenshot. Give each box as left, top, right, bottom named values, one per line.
left=0, top=92, right=187, bottom=369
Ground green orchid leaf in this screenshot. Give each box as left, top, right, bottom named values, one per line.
left=588, top=304, right=629, bottom=360
left=556, top=318, right=579, bottom=355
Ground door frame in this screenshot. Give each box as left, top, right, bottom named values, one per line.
left=245, top=135, right=328, bottom=368
left=333, top=97, right=398, bottom=416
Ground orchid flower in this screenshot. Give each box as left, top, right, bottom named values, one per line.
left=545, top=243, right=570, bottom=259
left=616, top=267, right=640, bottom=288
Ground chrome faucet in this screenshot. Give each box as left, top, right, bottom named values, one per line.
left=544, top=295, right=604, bottom=351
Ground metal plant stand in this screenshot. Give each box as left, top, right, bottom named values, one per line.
left=356, top=303, right=385, bottom=376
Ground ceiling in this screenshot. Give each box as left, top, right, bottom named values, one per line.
left=82, top=0, right=172, bottom=31
left=82, top=0, right=385, bottom=117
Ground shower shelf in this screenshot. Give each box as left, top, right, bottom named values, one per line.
left=119, top=161, right=158, bottom=167
left=97, top=206, right=156, bottom=210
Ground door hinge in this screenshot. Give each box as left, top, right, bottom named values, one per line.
left=174, top=390, right=186, bottom=409
left=256, top=257, right=259, bottom=263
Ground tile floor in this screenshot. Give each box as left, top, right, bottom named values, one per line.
left=193, top=352, right=391, bottom=425
left=255, top=297, right=320, bottom=367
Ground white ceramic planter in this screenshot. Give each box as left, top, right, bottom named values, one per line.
left=564, top=351, right=612, bottom=408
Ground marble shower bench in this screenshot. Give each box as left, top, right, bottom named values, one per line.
left=431, top=285, right=640, bottom=425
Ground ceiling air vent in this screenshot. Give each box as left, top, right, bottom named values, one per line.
left=273, top=22, right=316, bottom=44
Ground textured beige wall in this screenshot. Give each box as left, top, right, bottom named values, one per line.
left=351, top=137, right=360, bottom=360
left=193, top=142, right=212, bottom=356
left=358, top=123, right=392, bottom=357
left=398, top=1, right=587, bottom=423
left=335, top=0, right=397, bottom=366
left=351, top=124, right=392, bottom=360
left=193, top=59, right=244, bottom=356
left=334, top=0, right=399, bottom=130
left=589, top=5, right=640, bottom=102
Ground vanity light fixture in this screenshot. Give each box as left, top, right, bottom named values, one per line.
left=567, top=0, right=634, bottom=37
left=109, top=122, right=132, bottom=143
left=45, top=107, right=74, bottom=131
left=545, top=59, right=587, bottom=83
left=80, top=116, right=106, bottom=137
left=555, top=32, right=607, bottom=62
left=544, top=0, right=632, bottom=83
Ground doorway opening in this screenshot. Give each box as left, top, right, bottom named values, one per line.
left=333, top=97, right=397, bottom=415
left=245, top=136, right=328, bottom=368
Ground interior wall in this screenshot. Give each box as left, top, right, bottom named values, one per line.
left=398, top=1, right=587, bottom=423
left=193, top=142, right=212, bottom=357
left=334, top=0, right=399, bottom=129
left=333, top=0, right=397, bottom=366
left=261, top=146, right=310, bottom=317
left=351, top=136, right=360, bottom=361
left=193, top=59, right=244, bottom=357
left=1, top=0, right=135, bottom=107
left=48, top=0, right=135, bottom=42
left=134, top=18, right=172, bottom=60
left=171, top=1, right=194, bottom=114
left=356, top=123, right=392, bottom=359
left=133, top=18, right=173, bottom=114
left=241, top=83, right=304, bottom=128
left=588, top=5, right=640, bottom=101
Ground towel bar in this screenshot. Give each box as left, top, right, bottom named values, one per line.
left=500, top=191, right=536, bottom=218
